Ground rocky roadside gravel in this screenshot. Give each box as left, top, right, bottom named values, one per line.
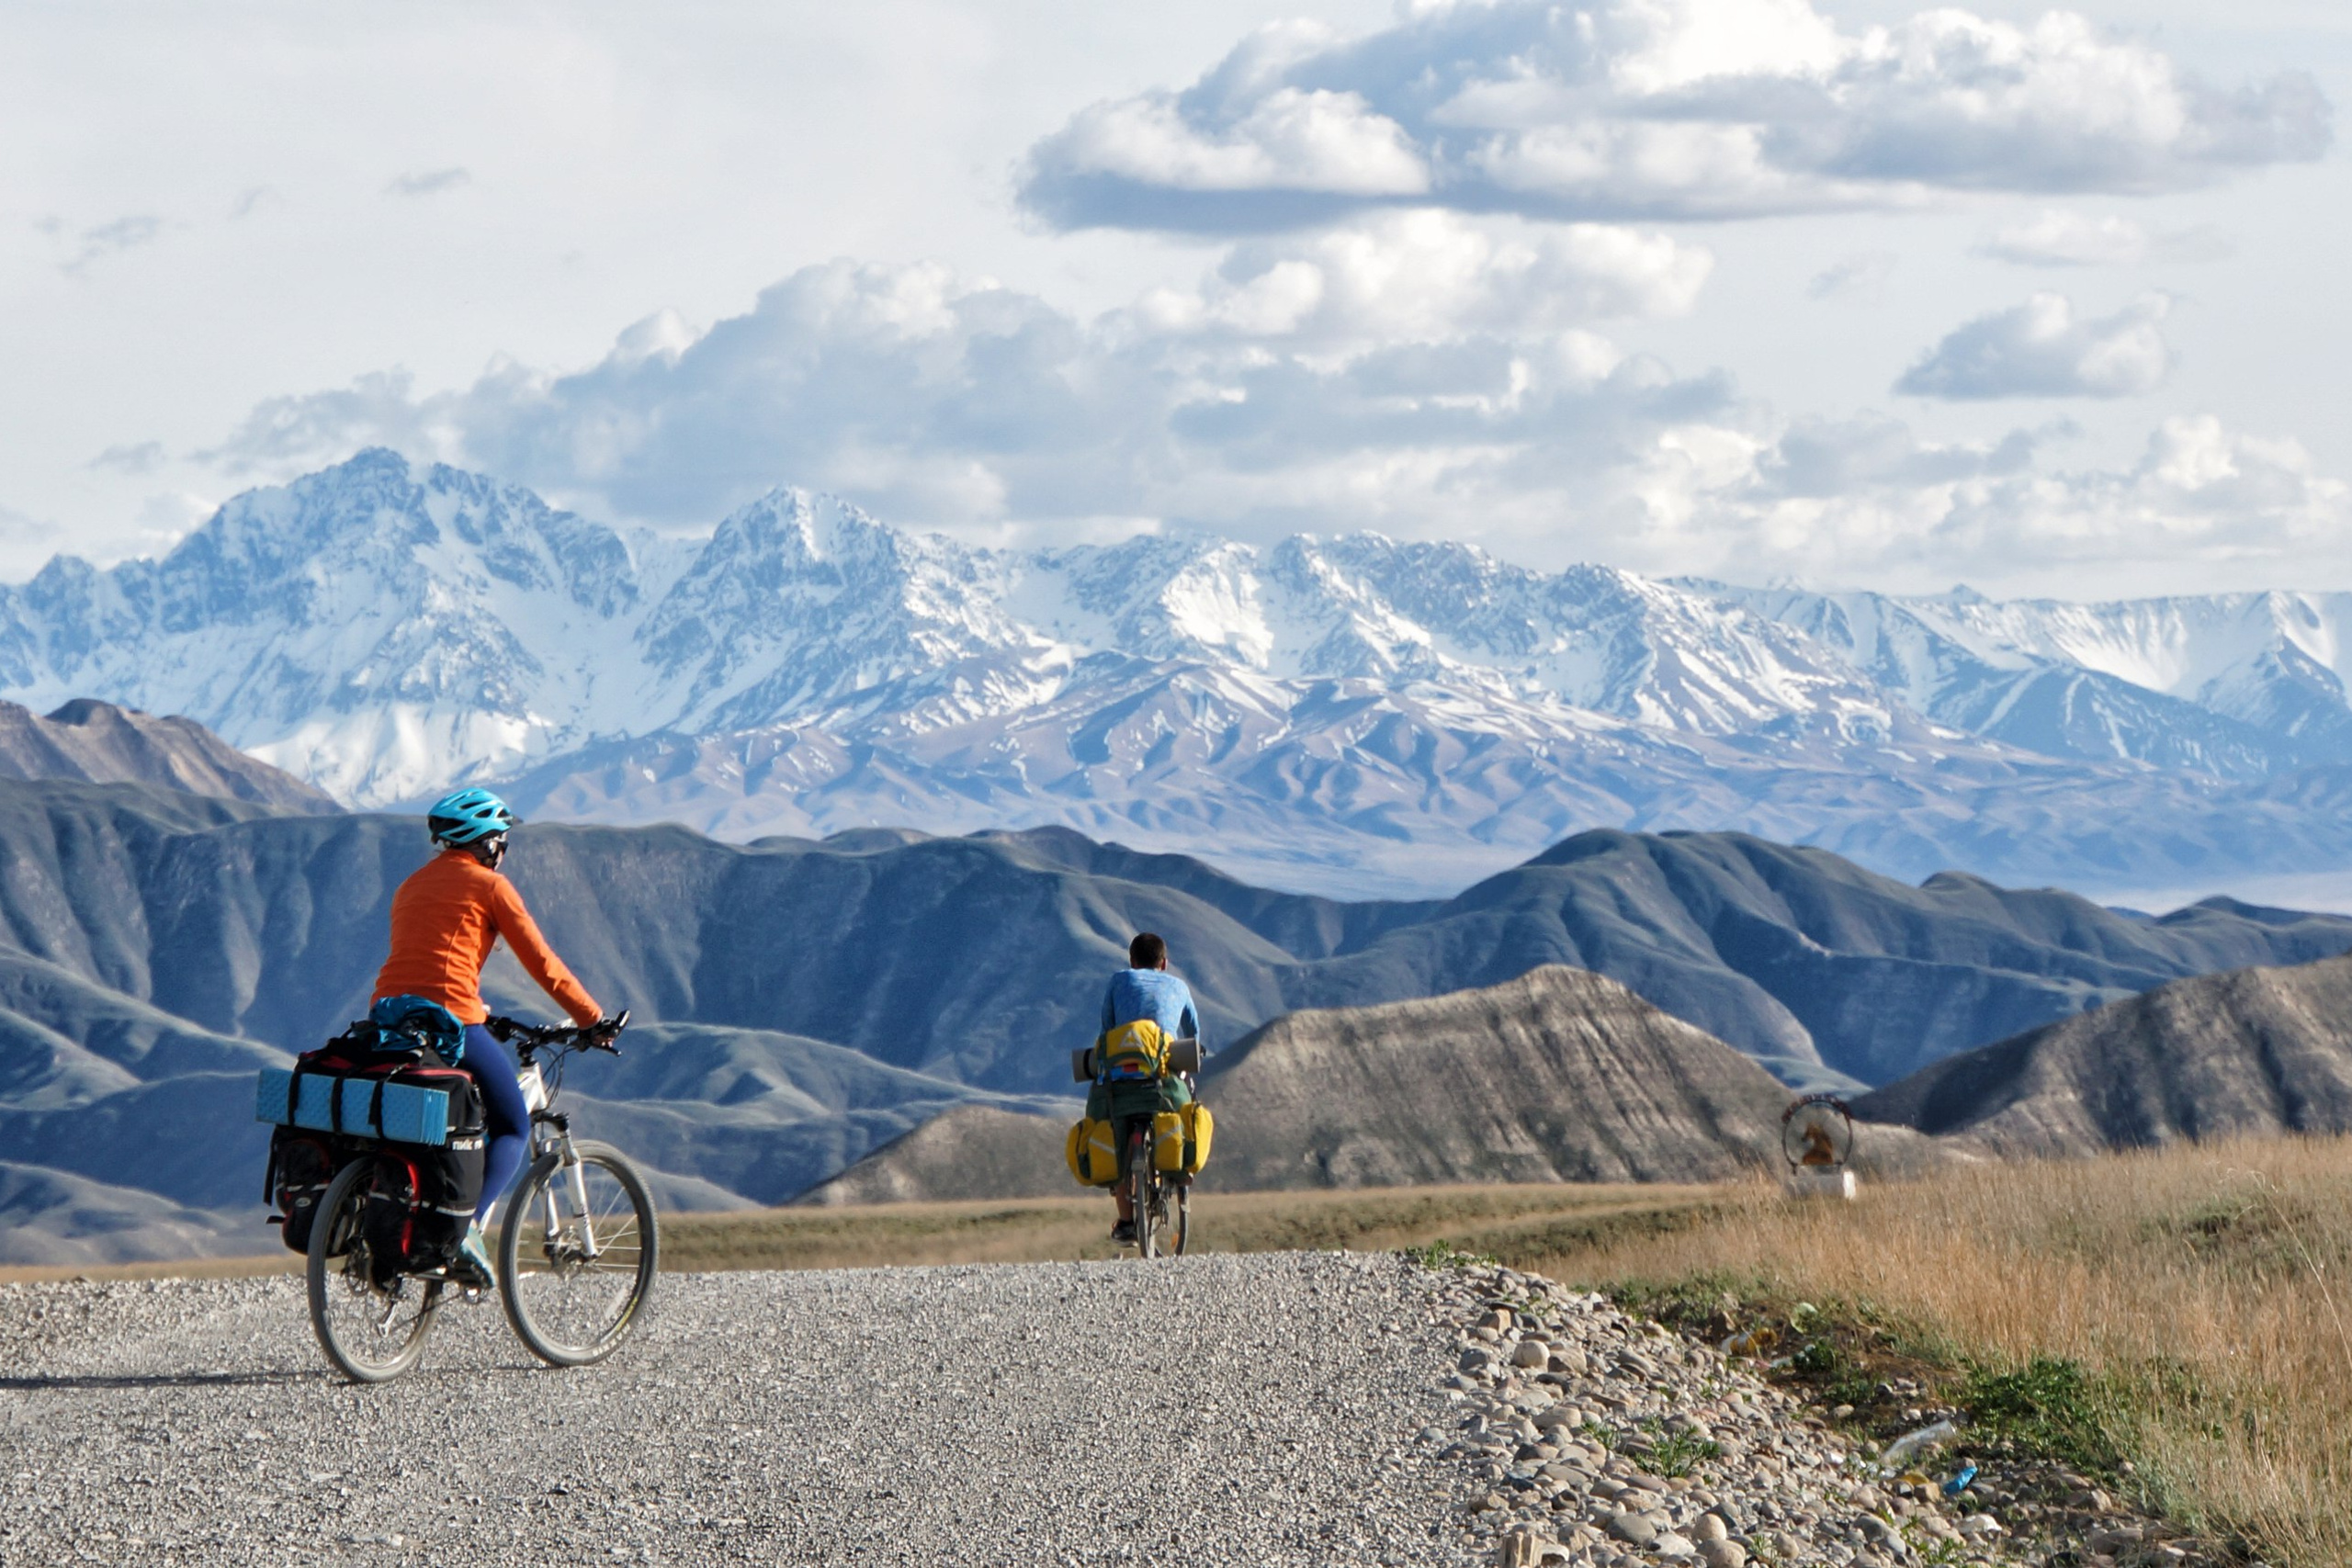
left=1423, top=1258, right=2228, bottom=1568
left=2, top=1250, right=2225, bottom=1568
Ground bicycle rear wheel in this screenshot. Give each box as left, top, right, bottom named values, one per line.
left=1126, top=1126, right=1157, bottom=1259
left=1170, top=1183, right=1191, bottom=1256
left=497, top=1141, right=659, bottom=1367
left=307, top=1159, right=443, bottom=1383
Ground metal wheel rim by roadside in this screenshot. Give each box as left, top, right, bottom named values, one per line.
left=307, top=1159, right=444, bottom=1383
left=496, top=1140, right=659, bottom=1367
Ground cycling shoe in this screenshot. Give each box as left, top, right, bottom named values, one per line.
left=1110, top=1219, right=1136, bottom=1244
left=453, top=1221, right=495, bottom=1287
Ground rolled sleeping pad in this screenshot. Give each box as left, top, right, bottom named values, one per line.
left=1167, top=1037, right=1203, bottom=1074
left=1071, top=1045, right=1097, bottom=1083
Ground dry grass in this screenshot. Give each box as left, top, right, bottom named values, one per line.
left=1505, top=1134, right=2352, bottom=1568
left=1, top=1182, right=1722, bottom=1285
left=661, top=1182, right=1726, bottom=1272
left=0, top=1252, right=300, bottom=1286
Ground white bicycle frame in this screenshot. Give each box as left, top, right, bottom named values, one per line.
left=514, top=1060, right=605, bottom=1264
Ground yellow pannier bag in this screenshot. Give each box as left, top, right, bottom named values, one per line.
left=1153, top=1103, right=1214, bottom=1176
left=1066, top=1117, right=1120, bottom=1187
left=1183, top=1102, right=1213, bottom=1171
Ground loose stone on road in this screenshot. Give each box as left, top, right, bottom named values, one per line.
left=1, top=1253, right=1470, bottom=1567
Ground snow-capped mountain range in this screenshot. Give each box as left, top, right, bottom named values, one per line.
left=4, top=448, right=2349, bottom=896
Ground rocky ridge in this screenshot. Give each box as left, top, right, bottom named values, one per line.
left=802, top=965, right=1962, bottom=1204
left=0, top=698, right=334, bottom=813
left=1424, top=1258, right=2216, bottom=1567
left=1855, top=953, right=2352, bottom=1155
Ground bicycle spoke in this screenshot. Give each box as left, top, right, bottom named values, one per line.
left=307, top=1161, right=441, bottom=1382
left=499, top=1145, right=658, bottom=1366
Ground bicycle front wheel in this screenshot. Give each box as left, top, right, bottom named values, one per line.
left=496, top=1141, right=659, bottom=1367
left=307, top=1159, right=443, bottom=1383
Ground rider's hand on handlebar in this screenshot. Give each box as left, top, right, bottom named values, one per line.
left=582, top=1010, right=628, bottom=1051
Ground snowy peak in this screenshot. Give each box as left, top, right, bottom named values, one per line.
left=637, top=487, right=1063, bottom=734
left=1691, top=580, right=2352, bottom=777
left=1, top=455, right=2349, bottom=822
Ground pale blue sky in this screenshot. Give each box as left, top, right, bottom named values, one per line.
left=3, top=0, right=2347, bottom=596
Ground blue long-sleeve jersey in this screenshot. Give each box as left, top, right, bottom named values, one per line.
left=1099, top=967, right=1199, bottom=1043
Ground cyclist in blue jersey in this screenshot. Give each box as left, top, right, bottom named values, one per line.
left=1090, top=932, right=1201, bottom=1243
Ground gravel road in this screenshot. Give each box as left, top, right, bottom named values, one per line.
left=1, top=1253, right=1471, bottom=1567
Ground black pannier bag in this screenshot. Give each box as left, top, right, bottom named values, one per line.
left=362, top=1138, right=486, bottom=1280
left=263, top=1021, right=488, bottom=1259
left=264, top=1126, right=360, bottom=1254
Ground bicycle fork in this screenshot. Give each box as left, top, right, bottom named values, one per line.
left=533, top=1122, right=603, bottom=1264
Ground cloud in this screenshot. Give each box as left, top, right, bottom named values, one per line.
left=1747, top=413, right=2047, bottom=499
left=57, top=214, right=163, bottom=276
left=201, top=250, right=1732, bottom=537
left=385, top=167, right=472, bottom=197
left=1019, top=1, right=2332, bottom=231
left=87, top=441, right=166, bottom=476
left=1806, top=251, right=1896, bottom=302
left=1976, top=209, right=2148, bottom=267
left=1974, top=209, right=2232, bottom=267
left=1127, top=211, right=1712, bottom=344
left=1896, top=292, right=2174, bottom=400
left=197, top=250, right=2346, bottom=598
left=130, top=491, right=216, bottom=548
left=201, top=370, right=445, bottom=477
left=230, top=186, right=280, bottom=220
left=0, top=500, right=58, bottom=541
left=1621, top=412, right=2351, bottom=595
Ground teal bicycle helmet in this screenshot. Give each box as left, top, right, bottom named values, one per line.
left=426, top=787, right=520, bottom=846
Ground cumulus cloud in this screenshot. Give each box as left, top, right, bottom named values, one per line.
left=386, top=167, right=471, bottom=197
left=197, top=247, right=2346, bottom=598
left=1896, top=293, right=2174, bottom=400
left=1671, top=414, right=2350, bottom=592
left=202, top=370, right=447, bottom=477
left=1974, top=209, right=2232, bottom=266
left=200, top=250, right=1735, bottom=537
left=1020, top=0, right=2331, bottom=231
left=1127, top=211, right=1711, bottom=344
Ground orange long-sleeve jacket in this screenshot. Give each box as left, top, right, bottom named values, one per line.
left=372, top=850, right=602, bottom=1027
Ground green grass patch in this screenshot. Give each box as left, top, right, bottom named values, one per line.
left=1953, top=1357, right=2126, bottom=1477
left=1405, top=1239, right=1498, bottom=1271
left=1599, top=1280, right=2140, bottom=1483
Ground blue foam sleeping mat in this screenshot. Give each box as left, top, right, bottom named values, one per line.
left=254, top=1066, right=461, bottom=1145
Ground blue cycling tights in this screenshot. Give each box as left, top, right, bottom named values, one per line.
left=461, top=1024, right=531, bottom=1224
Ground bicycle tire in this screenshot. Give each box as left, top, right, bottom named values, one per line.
left=307, top=1159, right=443, bottom=1383
left=497, top=1140, right=659, bottom=1367
left=1127, top=1126, right=1156, bottom=1259
left=1170, top=1183, right=1190, bottom=1256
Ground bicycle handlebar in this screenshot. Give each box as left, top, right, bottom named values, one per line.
left=484, top=1008, right=630, bottom=1055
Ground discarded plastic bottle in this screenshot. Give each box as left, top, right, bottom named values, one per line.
left=1942, top=1463, right=1978, bottom=1497
left=1878, top=1419, right=1961, bottom=1470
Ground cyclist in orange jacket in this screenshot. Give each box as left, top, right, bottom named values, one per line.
left=373, top=787, right=616, bottom=1280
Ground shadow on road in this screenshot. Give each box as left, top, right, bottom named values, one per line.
left=0, top=1368, right=317, bottom=1392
